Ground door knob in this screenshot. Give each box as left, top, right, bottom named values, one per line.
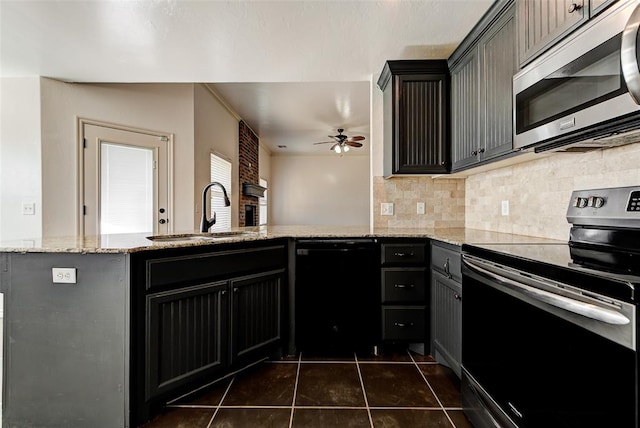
left=159, top=219, right=167, bottom=224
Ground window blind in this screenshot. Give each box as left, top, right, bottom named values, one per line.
left=210, top=153, right=232, bottom=230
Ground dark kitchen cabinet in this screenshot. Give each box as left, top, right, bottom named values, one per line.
left=377, top=60, right=450, bottom=176
left=450, top=0, right=518, bottom=171
left=146, top=281, right=228, bottom=401
left=380, top=241, right=428, bottom=344
left=132, top=242, right=287, bottom=426
left=517, top=0, right=587, bottom=66
left=430, top=241, right=462, bottom=378
left=230, top=270, right=284, bottom=364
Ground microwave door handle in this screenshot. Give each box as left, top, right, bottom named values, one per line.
left=463, top=258, right=630, bottom=326
left=621, top=2, right=640, bottom=105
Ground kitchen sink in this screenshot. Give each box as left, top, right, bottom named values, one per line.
left=146, top=231, right=254, bottom=242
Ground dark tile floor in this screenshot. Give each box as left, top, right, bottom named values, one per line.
left=142, top=350, right=473, bottom=428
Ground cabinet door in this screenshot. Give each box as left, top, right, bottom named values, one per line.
left=230, top=269, right=284, bottom=363
left=394, top=74, right=449, bottom=174
left=451, top=48, right=481, bottom=171
left=431, top=271, right=462, bottom=377
left=518, top=0, right=588, bottom=66
left=480, top=3, right=518, bottom=161
left=146, top=281, right=228, bottom=400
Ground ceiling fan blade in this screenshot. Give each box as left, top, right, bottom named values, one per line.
left=345, top=141, right=363, bottom=147
left=313, top=141, right=334, bottom=145
left=347, top=136, right=365, bottom=142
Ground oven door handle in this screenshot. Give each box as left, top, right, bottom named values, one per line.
left=622, top=1, right=640, bottom=104
left=463, top=258, right=630, bottom=326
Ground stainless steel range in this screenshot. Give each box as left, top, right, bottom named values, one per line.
left=461, top=186, right=640, bottom=428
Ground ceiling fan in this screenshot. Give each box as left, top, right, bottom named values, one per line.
left=313, top=128, right=365, bottom=154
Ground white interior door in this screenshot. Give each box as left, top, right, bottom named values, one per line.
left=82, top=123, right=171, bottom=236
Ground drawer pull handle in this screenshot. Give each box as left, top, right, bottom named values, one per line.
left=394, top=252, right=415, bottom=257
left=443, top=258, right=453, bottom=279
left=394, top=284, right=415, bottom=289
left=454, top=293, right=462, bottom=301
left=394, top=322, right=414, bottom=328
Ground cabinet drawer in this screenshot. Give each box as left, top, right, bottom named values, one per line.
left=381, top=306, right=425, bottom=342
left=381, top=243, right=426, bottom=265
left=431, top=242, right=461, bottom=283
left=146, top=245, right=287, bottom=290
left=381, top=268, right=426, bottom=303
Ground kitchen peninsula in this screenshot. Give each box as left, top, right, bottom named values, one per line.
left=0, top=226, right=562, bottom=427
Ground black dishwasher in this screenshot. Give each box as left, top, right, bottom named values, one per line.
left=295, top=239, right=380, bottom=354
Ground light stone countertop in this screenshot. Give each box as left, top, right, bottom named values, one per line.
left=0, top=225, right=566, bottom=254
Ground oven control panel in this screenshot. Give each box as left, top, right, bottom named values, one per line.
left=625, top=191, right=640, bottom=212
left=567, top=186, right=640, bottom=227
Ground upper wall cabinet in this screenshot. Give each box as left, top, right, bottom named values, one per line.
left=377, top=60, right=450, bottom=176
left=517, top=0, right=619, bottom=66
left=449, top=0, right=519, bottom=171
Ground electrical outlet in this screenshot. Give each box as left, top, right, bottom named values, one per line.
left=501, top=200, right=509, bottom=216
left=22, top=202, right=35, bottom=215
left=417, top=202, right=425, bottom=215
left=381, top=203, right=394, bottom=216
left=52, top=268, right=77, bottom=284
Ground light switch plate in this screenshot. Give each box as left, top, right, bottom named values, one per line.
left=381, top=203, right=394, bottom=216
left=417, top=202, right=425, bottom=215
left=52, top=268, right=77, bottom=284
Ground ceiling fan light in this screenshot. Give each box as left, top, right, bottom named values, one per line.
left=334, top=145, right=342, bottom=154
left=343, top=144, right=350, bottom=152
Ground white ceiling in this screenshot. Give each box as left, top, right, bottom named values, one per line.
left=0, top=0, right=492, bottom=154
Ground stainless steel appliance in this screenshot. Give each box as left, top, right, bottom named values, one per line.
left=461, top=186, right=640, bottom=428
left=514, top=0, right=640, bottom=153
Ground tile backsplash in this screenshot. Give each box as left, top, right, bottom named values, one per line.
left=373, top=176, right=465, bottom=228
left=465, top=143, right=640, bottom=240
left=373, top=143, right=640, bottom=240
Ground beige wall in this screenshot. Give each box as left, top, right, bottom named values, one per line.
left=0, top=77, right=42, bottom=241
left=40, top=79, right=196, bottom=237
left=271, top=155, right=370, bottom=226
left=194, top=84, right=240, bottom=228
left=465, top=143, right=640, bottom=240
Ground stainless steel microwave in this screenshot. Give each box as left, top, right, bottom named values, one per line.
left=514, top=0, right=640, bottom=152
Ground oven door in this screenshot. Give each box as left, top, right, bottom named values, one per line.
left=461, top=254, right=637, bottom=428
left=514, top=0, right=640, bottom=150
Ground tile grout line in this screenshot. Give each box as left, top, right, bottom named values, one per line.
left=206, top=375, right=235, bottom=428
left=409, top=352, right=457, bottom=428
left=354, top=352, right=375, bottom=428
left=288, top=353, right=302, bottom=428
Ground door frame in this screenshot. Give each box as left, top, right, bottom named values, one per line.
left=76, top=117, right=175, bottom=237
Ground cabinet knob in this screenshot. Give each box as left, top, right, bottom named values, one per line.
left=158, top=219, right=167, bottom=224
left=478, top=147, right=485, bottom=154
left=471, top=150, right=478, bottom=156
left=221, top=290, right=227, bottom=295
left=568, top=2, right=583, bottom=13
left=454, top=293, right=462, bottom=301
left=233, top=287, right=239, bottom=292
